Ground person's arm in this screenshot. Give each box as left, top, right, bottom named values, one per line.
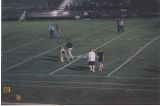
left=72, top=46, right=74, bottom=52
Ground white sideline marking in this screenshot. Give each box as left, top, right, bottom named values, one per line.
left=48, top=25, right=147, bottom=76
left=2, top=43, right=65, bottom=72
left=2, top=38, right=45, bottom=54
left=107, top=35, right=160, bottom=77
left=5, top=83, right=160, bottom=92
left=2, top=74, right=159, bottom=80
left=2, top=74, right=47, bottom=76
left=1, top=102, right=53, bottom=105
left=49, top=58, right=80, bottom=75
left=2, top=26, right=111, bottom=72
left=3, top=79, right=158, bottom=87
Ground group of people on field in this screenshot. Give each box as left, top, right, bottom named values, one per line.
left=88, top=48, right=104, bottom=72
left=49, top=18, right=125, bottom=72
left=59, top=40, right=104, bottom=72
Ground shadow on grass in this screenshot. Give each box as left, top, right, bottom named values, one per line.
left=67, top=65, right=89, bottom=72
left=2, top=35, right=11, bottom=39
left=42, top=55, right=59, bottom=62
left=141, top=66, right=160, bottom=72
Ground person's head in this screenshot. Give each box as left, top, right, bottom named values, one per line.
left=90, top=48, right=94, bottom=52
left=98, top=48, right=102, bottom=52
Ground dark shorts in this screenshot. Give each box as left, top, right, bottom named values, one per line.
left=98, top=59, right=103, bottom=63
left=88, top=61, right=95, bottom=65
left=62, top=51, right=65, bottom=54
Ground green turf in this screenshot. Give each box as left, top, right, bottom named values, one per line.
left=1, top=18, right=160, bottom=105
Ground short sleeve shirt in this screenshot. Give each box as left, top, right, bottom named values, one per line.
left=88, top=51, right=96, bottom=62
left=97, top=51, right=104, bottom=61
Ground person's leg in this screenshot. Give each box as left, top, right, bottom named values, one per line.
left=65, top=53, right=70, bottom=62
left=50, top=30, right=53, bottom=37
left=68, top=48, right=74, bottom=59
left=92, top=65, right=95, bottom=72
left=92, top=61, right=95, bottom=72
left=60, top=55, right=64, bottom=63
left=122, top=25, right=124, bottom=32
left=89, top=65, right=93, bottom=71
left=117, top=25, right=120, bottom=32
left=101, top=63, right=104, bottom=69
left=119, top=26, right=122, bottom=32
left=67, top=49, right=70, bottom=60
left=98, top=62, right=101, bottom=70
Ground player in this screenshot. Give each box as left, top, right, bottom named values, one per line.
left=117, top=18, right=121, bottom=33
left=119, top=18, right=124, bottom=32
left=88, top=48, right=96, bottom=72
left=59, top=46, right=69, bottom=63
left=66, top=39, right=74, bottom=61
left=97, top=49, right=104, bottom=71
left=55, top=24, right=60, bottom=39
left=48, top=24, right=55, bottom=38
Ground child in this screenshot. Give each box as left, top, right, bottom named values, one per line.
left=88, top=48, right=96, bottom=72
left=59, top=46, right=69, bottom=63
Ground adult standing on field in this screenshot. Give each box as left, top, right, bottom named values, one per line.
left=119, top=18, right=124, bottom=32
left=66, top=39, right=74, bottom=61
left=96, top=49, right=104, bottom=71
left=48, top=24, right=56, bottom=38
left=117, top=17, right=124, bottom=33
left=117, top=18, right=121, bottom=33
left=55, top=24, right=61, bottom=39
left=88, top=48, right=96, bottom=72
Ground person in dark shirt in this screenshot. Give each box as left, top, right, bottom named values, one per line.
left=66, top=39, right=74, bottom=60
left=117, top=18, right=121, bottom=33
left=97, top=49, right=104, bottom=71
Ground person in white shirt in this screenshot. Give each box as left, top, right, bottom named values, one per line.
left=59, top=46, right=69, bottom=63
left=119, top=18, right=124, bottom=32
left=88, top=48, right=96, bottom=72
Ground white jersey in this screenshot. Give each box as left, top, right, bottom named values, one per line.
left=119, top=20, right=124, bottom=26
left=88, top=51, right=96, bottom=62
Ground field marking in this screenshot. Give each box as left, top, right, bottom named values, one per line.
left=3, top=79, right=158, bottom=87
left=1, top=43, right=65, bottom=72
left=3, top=83, right=159, bottom=92
left=2, top=38, right=45, bottom=54
left=3, top=35, right=21, bottom=41
left=107, top=35, right=160, bottom=77
left=1, top=102, right=53, bottom=105
left=2, top=26, right=112, bottom=72
left=2, top=74, right=159, bottom=80
left=48, top=25, right=147, bottom=76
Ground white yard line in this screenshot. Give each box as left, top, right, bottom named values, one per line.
left=106, top=35, right=160, bottom=77
left=2, top=38, right=45, bottom=54
left=2, top=74, right=47, bottom=76
left=48, top=25, right=147, bottom=76
left=1, top=43, right=65, bottom=72
left=2, top=79, right=158, bottom=87
left=2, top=27, right=111, bottom=72
left=4, top=83, right=159, bottom=92
left=1, top=102, right=53, bottom=105
left=2, top=74, right=159, bottom=80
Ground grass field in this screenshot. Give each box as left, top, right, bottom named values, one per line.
left=1, top=18, right=160, bottom=105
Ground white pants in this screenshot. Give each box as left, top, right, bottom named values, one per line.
left=67, top=48, right=74, bottom=59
